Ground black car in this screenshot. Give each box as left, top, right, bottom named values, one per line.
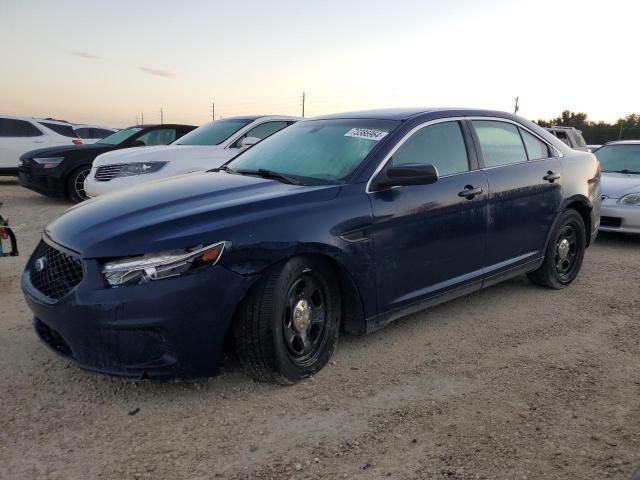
left=18, top=124, right=196, bottom=202
left=22, top=108, right=601, bottom=384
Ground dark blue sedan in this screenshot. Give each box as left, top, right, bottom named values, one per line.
left=22, top=108, right=601, bottom=383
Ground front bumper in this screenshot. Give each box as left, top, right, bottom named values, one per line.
left=599, top=199, right=640, bottom=234
left=17, top=169, right=66, bottom=198
left=22, top=248, right=256, bottom=380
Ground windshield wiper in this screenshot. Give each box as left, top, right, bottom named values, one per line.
left=235, top=168, right=302, bottom=185
left=209, top=165, right=235, bottom=173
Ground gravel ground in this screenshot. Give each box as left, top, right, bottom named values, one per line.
left=1, top=178, right=639, bottom=480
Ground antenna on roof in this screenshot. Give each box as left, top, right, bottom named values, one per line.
left=514, top=96, right=520, bottom=115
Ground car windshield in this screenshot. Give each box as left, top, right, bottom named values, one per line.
left=227, top=119, right=400, bottom=184
left=594, top=144, right=640, bottom=173
left=97, top=127, right=142, bottom=145
left=174, top=119, right=252, bottom=146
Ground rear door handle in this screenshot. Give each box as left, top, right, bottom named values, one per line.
left=458, top=185, right=483, bottom=199
left=543, top=171, right=561, bottom=182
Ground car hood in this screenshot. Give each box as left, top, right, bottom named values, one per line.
left=93, top=145, right=227, bottom=166
left=601, top=172, right=640, bottom=198
left=46, top=172, right=340, bottom=258
left=22, top=143, right=114, bottom=159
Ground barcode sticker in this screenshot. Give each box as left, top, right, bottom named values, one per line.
left=344, top=128, right=388, bottom=141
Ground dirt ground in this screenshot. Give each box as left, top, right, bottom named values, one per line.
left=1, top=177, right=639, bottom=480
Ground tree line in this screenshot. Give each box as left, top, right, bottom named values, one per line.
left=535, top=111, right=640, bottom=145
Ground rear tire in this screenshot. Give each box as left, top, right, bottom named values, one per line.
left=527, top=209, right=586, bottom=289
left=233, top=256, right=341, bottom=384
left=67, top=166, right=91, bottom=203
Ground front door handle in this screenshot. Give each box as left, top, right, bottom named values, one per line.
left=458, top=185, right=483, bottom=199
left=543, top=171, right=561, bottom=182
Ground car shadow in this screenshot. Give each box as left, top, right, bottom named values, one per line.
left=595, top=231, right=640, bottom=246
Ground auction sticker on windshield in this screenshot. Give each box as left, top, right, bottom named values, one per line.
left=344, top=128, right=389, bottom=141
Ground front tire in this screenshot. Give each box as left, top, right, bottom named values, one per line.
left=527, top=209, right=586, bottom=289
left=67, top=166, right=91, bottom=203
left=233, top=256, right=341, bottom=384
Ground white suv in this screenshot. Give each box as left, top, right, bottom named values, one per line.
left=0, top=116, right=82, bottom=175
left=85, top=115, right=299, bottom=197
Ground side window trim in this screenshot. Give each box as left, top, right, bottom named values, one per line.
left=366, top=116, right=562, bottom=193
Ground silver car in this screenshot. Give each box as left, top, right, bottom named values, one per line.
left=594, top=141, right=640, bottom=233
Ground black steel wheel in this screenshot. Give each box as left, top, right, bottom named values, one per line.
left=233, top=256, right=341, bottom=384
left=528, top=209, right=586, bottom=289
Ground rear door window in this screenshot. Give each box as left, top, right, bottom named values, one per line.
left=520, top=129, right=550, bottom=160
left=472, top=121, right=528, bottom=167
left=39, top=122, right=78, bottom=138
left=0, top=118, right=43, bottom=137
left=391, top=121, right=470, bottom=176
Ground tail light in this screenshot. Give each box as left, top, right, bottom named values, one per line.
left=72, top=139, right=83, bottom=145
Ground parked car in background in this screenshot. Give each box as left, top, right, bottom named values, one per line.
left=545, top=126, right=589, bottom=152
left=72, top=125, right=117, bottom=144
left=22, top=108, right=600, bottom=383
left=593, top=141, right=640, bottom=233
left=18, top=124, right=196, bottom=202
left=85, top=115, right=299, bottom=198
left=0, top=116, right=82, bottom=175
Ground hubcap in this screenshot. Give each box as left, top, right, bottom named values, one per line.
left=292, top=299, right=311, bottom=333
left=282, top=275, right=326, bottom=362
left=557, top=238, right=570, bottom=260
left=554, top=224, right=579, bottom=279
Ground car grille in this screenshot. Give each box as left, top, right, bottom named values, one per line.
left=600, top=216, right=622, bottom=228
left=29, top=241, right=84, bottom=300
left=95, top=164, right=125, bottom=181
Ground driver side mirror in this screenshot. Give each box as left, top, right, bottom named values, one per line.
left=238, top=136, right=261, bottom=149
left=132, top=140, right=146, bottom=147
left=371, top=163, right=439, bottom=190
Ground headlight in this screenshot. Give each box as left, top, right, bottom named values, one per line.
left=102, top=242, right=225, bottom=287
left=33, top=157, right=64, bottom=169
left=116, top=161, right=167, bottom=177
left=619, top=193, right=640, bottom=206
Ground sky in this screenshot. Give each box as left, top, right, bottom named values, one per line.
left=0, top=0, right=638, bottom=128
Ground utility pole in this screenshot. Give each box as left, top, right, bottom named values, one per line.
left=618, top=122, right=624, bottom=140
left=513, top=96, right=520, bottom=115
left=141, top=112, right=144, bottom=125
left=160, top=108, right=163, bottom=124
left=301, top=92, right=306, bottom=118
left=211, top=100, right=215, bottom=121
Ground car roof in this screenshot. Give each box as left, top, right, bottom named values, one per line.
left=309, top=108, right=523, bottom=121
left=603, top=140, right=640, bottom=145
left=0, top=115, right=74, bottom=126
left=219, top=115, right=302, bottom=122
left=121, top=124, right=197, bottom=130
left=72, top=125, right=115, bottom=130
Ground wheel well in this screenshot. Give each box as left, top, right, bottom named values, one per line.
left=301, top=254, right=367, bottom=336
left=565, top=201, right=592, bottom=246
left=222, top=253, right=368, bottom=358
